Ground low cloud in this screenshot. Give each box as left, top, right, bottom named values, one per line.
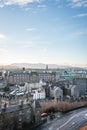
left=0, top=34, right=6, bottom=39
left=37, top=4, right=47, bottom=10
left=73, top=13, right=87, bottom=18
left=67, top=0, right=87, bottom=8
left=0, top=0, right=41, bottom=7
left=54, top=0, right=87, bottom=8
left=26, top=27, right=37, bottom=31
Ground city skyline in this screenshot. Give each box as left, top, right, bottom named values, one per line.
left=0, top=0, right=87, bottom=66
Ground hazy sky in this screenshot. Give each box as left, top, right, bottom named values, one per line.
left=0, top=0, right=87, bottom=66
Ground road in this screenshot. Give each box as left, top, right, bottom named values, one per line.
left=33, top=107, right=87, bottom=130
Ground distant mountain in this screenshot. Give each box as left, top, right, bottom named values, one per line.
left=9, top=63, right=65, bottom=69
left=0, top=63, right=72, bottom=69
left=0, top=63, right=87, bottom=69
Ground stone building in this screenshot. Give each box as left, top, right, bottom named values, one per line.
left=32, top=100, right=41, bottom=125
left=50, top=86, right=63, bottom=100
left=65, top=85, right=79, bottom=99
left=7, top=72, right=30, bottom=85
left=73, top=78, right=87, bottom=96
left=0, top=100, right=41, bottom=130
left=7, top=71, right=56, bottom=85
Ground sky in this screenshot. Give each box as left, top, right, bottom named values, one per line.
left=0, top=0, right=87, bottom=67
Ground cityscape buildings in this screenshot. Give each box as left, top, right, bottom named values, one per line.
left=0, top=66, right=87, bottom=129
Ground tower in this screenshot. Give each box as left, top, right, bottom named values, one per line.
left=46, top=65, right=48, bottom=70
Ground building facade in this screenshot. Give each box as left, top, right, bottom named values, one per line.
left=0, top=101, right=41, bottom=130
left=73, top=78, right=87, bottom=96
left=7, top=71, right=56, bottom=85
left=50, top=86, right=63, bottom=100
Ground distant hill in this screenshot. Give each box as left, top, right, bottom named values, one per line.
left=0, top=63, right=87, bottom=70
left=0, top=63, right=71, bottom=69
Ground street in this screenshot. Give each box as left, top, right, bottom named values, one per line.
left=33, top=107, right=87, bottom=130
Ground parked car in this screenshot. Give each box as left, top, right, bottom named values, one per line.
left=41, top=113, right=48, bottom=117
left=49, top=114, right=55, bottom=120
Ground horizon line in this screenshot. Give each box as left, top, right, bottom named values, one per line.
left=0, top=62, right=87, bottom=68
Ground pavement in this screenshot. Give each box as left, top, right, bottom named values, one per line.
left=33, top=107, right=87, bottom=130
